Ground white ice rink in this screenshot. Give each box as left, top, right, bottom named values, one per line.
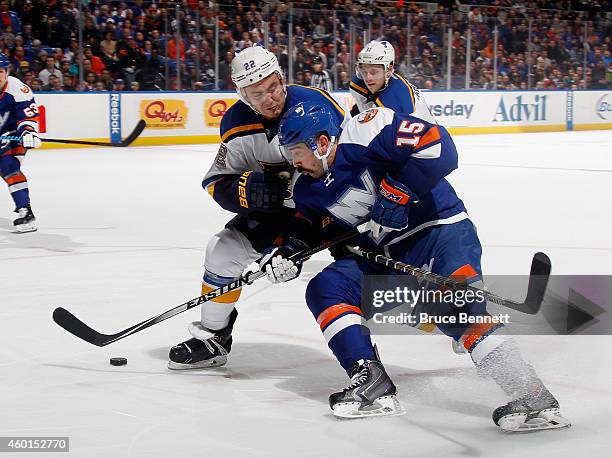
left=1, top=130, right=611, bottom=457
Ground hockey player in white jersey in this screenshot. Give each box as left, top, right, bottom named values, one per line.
left=0, top=53, right=41, bottom=233
left=350, top=40, right=433, bottom=122
left=167, top=46, right=349, bottom=370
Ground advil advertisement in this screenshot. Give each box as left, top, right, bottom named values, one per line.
left=205, top=99, right=237, bottom=128
left=140, top=100, right=188, bottom=129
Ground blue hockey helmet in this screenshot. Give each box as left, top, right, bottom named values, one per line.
left=0, top=53, right=10, bottom=69
left=278, top=101, right=342, bottom=160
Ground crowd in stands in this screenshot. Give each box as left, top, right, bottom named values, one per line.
left=1, top=0, right=610, bottom=92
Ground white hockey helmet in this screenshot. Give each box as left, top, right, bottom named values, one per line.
left=231, top=45, right=285, bottom=110
left=357, top=40, right=395, bottom=75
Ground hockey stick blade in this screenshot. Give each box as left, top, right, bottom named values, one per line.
left=41, top=120, right=146, bottom=147
left=347, top=247, right=552, bottom=315
left=517, top=251, right=551, bottom=314
left=53, top=226, right=362, bottom=346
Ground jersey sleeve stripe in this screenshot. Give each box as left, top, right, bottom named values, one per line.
left=374, top=96, right=385, bottom=107
left=221, top=122, right=265, bottom=143
left=349, top=81, right=368, bottom=97
left=415, top=125, right=441, bottom=150
left=396, top=74, right=416, bottom=107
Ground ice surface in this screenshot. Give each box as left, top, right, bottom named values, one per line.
left=1, top=130, right=611, bottom=457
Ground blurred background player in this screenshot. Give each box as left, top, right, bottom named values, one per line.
left=310, top=55, right=333, bottom=92
left=0, top=52, right=41, bottom=233
left=351, top=40, right=465, bottom=352
left=262, top=102, right=570, bottom=431
left=350, top=40, right=433, bottom=121
left=168, top=46, right=349, bottom=370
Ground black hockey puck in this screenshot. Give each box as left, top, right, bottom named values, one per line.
left=110, top=357, right=127, bottom=366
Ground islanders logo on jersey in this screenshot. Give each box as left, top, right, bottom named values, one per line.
left=357, top=108, right=378, bottom=124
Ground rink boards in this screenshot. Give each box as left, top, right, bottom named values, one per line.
left=34, top=89, right=612, bottom=148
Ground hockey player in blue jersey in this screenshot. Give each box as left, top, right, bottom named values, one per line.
left=350, top=40, right=433, bottom=121
left=0, top=53, right=41, bottom=233
left=258, top=101, right=570, bottom=431
left=167, top=46, right=350, bottom=370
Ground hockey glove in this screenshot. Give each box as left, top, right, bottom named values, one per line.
left=20, top=131, right=42, bottom=149
left=0, top=131, right=16, bottom=149
left=259, top=237, right=309, bottom=284
left=368, top=175, right=417, bottom=238
left=234, top=171, right=289, bottom=212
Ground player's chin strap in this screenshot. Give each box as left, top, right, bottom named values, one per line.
left=314, top=135, right=336, bottom=177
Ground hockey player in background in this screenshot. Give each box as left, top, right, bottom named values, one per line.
left=0, top=53, right=41, bottom=233
left=258, top=101, right=570, bottom=431
left=351, top=39, right=466, bottom=354
left=167, top=46, right=350, bottom=370
left=350, top=40, right=432, bottom=120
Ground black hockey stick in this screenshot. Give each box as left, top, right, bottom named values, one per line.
left=346, top=246, right=551, bottom=314
left=2, top=120, right=146, bottom=147
left=53, top=226, right=363, bottom=346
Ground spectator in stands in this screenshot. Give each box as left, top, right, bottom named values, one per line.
left=38, top=56, right=62, bottom=86
left=337, top=70, right=351, bottom=90
left=44, top=74, right=63, bottom=92
left=0, top=0, right=21, bottom=35
left=113, top=78, right=126, bottom=91
left=84, top=46, right=105, bottom=75
left=100, top=31, right=117, bottom=61
left=30, top=77, right=42, bottom=92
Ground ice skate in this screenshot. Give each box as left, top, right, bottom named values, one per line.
left=493, top=385, right=571, bottom=432
left=13, top=205, right=36, bottom=233
left=168, top=309, right=237, bottom=370
left=452, top=338, right=467, bottom=354
left=329, top=358, right=405, bottom=419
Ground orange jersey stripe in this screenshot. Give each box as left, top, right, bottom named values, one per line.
left=416, top=126, right=441, bottom=150
left=317, top=303, right=363, bottom=330
left=4, top=173, right=26, bottom=185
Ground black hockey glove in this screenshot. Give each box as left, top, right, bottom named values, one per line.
left=259, top=237, right=310, bottom=284
left=233, top=171, right=290, bottom=212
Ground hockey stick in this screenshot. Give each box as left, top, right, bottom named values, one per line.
left=346, top=246, right=551, bottom=315
left=2, top=120, right=146, bottom=147
left=53, top=226, right=363, bottom=346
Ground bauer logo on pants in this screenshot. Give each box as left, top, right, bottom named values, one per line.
left=205, top=99, right=237, bottom=128
left=140, top=100, right=188, bottom=129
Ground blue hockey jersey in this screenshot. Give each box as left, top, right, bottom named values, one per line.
left=292, top=107, right=468, bottom=249
left=349, top=73, right=434, bottom=122
left=0, top=76, right=39, bottom=136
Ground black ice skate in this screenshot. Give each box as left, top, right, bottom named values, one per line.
left=13, top=205, right=36, bottom=233
left=329, top=358, right=405, bottom=418
left=493, top=384, right=571, bottom=432
left=168, top=309, right=237, bottom=370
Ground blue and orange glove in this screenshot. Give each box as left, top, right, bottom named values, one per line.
left=368, top=175, right=418, bottom=238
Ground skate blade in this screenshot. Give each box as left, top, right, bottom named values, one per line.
left=498, top=408, right=571, bottom=433
left=13, top=223, right=37, bottom=233
left=332, top=395, right=406, bottom=419
left=167, top=356, right=228, bottom=370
